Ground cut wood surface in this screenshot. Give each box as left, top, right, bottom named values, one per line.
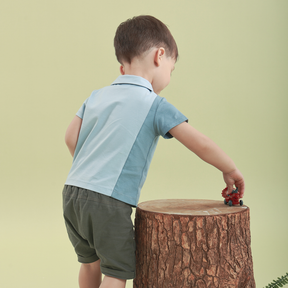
left=133, top=199, right=255, bottom=288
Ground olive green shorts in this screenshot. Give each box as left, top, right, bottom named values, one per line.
left=62, top=185, right=136, bottom=280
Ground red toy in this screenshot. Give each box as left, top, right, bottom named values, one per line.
left=222, top=187, right=243, bottom=206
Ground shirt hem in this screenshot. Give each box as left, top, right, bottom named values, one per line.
left=65, top=179, right=136, bottom=207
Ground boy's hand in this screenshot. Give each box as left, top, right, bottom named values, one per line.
left=223, top=169, right=245, bottom=198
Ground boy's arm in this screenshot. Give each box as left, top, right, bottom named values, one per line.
left=65, top=115, right=82, bottom=157
left=169, top=122, right=245, bottom=197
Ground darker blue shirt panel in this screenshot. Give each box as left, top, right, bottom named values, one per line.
left=111, top=96, right=188, bottom=206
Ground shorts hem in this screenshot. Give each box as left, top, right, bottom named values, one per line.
left=78, top=254, right=100, bottom=264
left=101, top=267, right=135, bottom=280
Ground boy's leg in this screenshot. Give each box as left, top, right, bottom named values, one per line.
left=79, top=260, right=102, bottom=288
left=100, top=276, right=126, bottom=288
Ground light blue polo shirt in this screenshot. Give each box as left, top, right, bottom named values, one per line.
left=65, top=75, right=188, bottom=206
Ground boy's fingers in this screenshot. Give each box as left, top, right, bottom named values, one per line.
left=227, top=184, right=234, bottom=194
left=237, top=181, right=245, bottom=198
left=223, top=169, right=245, bottom=196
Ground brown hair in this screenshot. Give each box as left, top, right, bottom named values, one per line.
left=114, top=15, right=178, bottom=64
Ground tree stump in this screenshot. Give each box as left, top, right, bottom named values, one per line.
left=133, top=199, right=255, bottom=288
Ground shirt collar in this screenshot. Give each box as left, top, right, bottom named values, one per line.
left=111, top=75, right=153, bottom=92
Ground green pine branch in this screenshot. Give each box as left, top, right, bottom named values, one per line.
left=265, top=272, right=288, bottom=288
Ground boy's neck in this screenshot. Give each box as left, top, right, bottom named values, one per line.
left=120, top=55, right=154, bottom=84
left=120, top=47, right=174, bottom=95
left=120, top=48, right=162, bottom=89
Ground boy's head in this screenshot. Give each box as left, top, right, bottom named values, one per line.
left=114, top=15, right=178, bottom=65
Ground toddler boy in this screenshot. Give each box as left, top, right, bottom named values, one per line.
left=63, top=15, right=245, bottom=288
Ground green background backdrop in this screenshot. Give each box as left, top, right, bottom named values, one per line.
left=1, top=0, right=287, bottom=287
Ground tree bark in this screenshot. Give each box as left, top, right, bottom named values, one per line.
left=133, top=199, right=255, bottom=288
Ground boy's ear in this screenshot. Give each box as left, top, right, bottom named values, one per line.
left=154, top=47, right=165, bottom=67
left=120, top=65, right=125, bottom=75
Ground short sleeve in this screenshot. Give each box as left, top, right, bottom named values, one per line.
left=76, top=98, right=88, bottom=119
left=154, top=97, right=188, bottom=139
